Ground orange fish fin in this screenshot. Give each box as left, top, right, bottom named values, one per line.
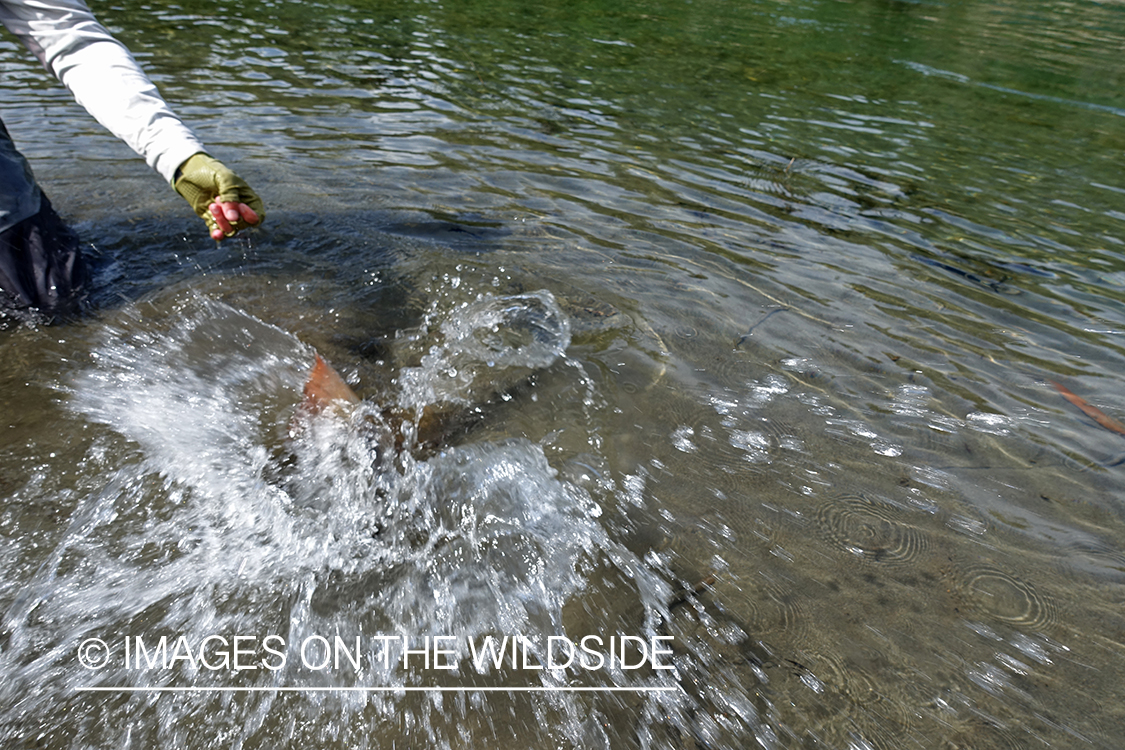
left=1050, top=380, right=1125, bottom=436
left=301, top=353, right=361, bottom=416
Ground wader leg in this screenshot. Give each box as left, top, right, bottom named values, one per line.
left=0, top=118, right=86, bottom=322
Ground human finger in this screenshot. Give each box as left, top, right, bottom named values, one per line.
left=210, top=202, right=234, bottom=236
left=217, top=201, right=260, bottom=227
left=238, top=203, right=260, bottom=225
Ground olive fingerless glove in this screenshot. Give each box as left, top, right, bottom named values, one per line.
left=173, top=153, right=265, bottom=237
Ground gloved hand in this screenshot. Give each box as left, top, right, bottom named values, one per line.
left=173, top=153, right=265, bottom=240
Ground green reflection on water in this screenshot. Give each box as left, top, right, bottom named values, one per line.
left=3, top=0, right=1125, bottom=747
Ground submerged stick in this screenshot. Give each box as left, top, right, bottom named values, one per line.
left=1050, top=380, right=1125, bottom=436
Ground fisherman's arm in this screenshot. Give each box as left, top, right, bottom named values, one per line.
left=0, top=0, right=263, bottom=239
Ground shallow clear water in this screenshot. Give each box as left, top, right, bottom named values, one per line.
left=3, top=0, right=1125, bottom=747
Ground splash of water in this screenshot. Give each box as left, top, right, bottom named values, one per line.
left=0, top=288, right=761, bottom=748
left=394, top=290, right=572, bottom=408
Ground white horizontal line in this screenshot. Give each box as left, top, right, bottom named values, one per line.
left=76, top=686, right=676, bottom=693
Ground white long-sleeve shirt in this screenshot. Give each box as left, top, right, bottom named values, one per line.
left=0, top=0, right=204, bottom=184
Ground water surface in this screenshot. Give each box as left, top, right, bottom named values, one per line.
left=2, top=0, right=1125, bottom=747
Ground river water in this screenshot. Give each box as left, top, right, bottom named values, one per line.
left=2, top=0, right=1125, bottom=748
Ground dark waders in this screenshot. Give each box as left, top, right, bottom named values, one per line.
left=0, top=117, right=85, bottom=322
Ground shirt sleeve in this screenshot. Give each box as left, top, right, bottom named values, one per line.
left=0, top=0, right=205, bottom=183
